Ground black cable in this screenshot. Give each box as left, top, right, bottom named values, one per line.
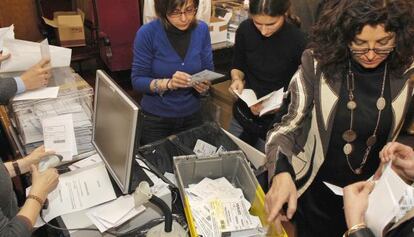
left=135, top=157, right=178, bottom=190
left=149, top=195, right=173, bottom=233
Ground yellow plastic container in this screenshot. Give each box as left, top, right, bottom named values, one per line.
left=173, top=151, right=288, bottom=237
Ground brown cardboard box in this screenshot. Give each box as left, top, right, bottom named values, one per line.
left=210, top=80, right=235, bottom=129
left=42, top=9, right=86, bottom=47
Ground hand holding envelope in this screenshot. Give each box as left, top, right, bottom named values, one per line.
left=21, top=59, right=51, bottom=90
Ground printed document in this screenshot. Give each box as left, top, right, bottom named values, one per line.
left=234, top=88, right=284, bottom=116
left=29, top=163, right=116, bottom=227
left=42, top=114, right=77, bottom=161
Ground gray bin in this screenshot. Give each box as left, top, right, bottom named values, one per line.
left=173, top=151, right=281, bottom=237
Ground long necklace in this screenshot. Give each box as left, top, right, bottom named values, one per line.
left=342, top=62, right=387, bottom=175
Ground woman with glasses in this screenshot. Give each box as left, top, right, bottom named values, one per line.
left=264, top=0, right=414, bottom=236
left=228, top=0, right=307, bottom=153
left=132, top=0, right=213, bottom=145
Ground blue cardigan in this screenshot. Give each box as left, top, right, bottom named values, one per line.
left=131, top=20, right=214, bottom=118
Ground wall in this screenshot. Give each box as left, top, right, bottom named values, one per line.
left=0, top=0, right=42, bottom=41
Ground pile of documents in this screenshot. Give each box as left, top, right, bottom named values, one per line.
left=9, top=70, right=94, bottom=155
left=185, top=177, right=264, bottom=237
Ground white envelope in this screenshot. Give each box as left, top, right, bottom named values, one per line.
left=0, top=25, right=14, bottom=50
left=0, top=38, right=71, bottom=72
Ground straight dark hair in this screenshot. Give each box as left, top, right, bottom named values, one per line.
left=154, top=0, right=199, bottom=29
left=249, top=0, right=300, bottom=27
left=311, top=0, right=414, bottom=81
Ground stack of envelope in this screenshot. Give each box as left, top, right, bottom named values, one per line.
left=86, top=195, right=146, bottom=233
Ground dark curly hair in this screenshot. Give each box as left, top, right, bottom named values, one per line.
left=311, top=0, right=414, bottom=80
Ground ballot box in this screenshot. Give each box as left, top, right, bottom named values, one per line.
left=173, top=151, right=285, bottom=237
left=8, top=68, right=94, bottom=156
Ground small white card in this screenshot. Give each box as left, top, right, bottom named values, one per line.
left=193, top=139, right=217, bottom=156
left=191, top=70, right=224, bottom=83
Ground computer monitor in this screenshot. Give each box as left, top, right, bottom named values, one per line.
left=92, top=70, right=144, bottom=194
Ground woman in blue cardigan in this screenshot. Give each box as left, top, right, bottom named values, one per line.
left=131, top=0, right=214, bottom=145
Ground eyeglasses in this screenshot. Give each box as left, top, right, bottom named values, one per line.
left=168, top=7, right=197, bottom=18
left=349, top=47, right=395, bottom=56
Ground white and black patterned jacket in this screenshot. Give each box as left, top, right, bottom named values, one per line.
left=265, top=49, right=414, bottom=196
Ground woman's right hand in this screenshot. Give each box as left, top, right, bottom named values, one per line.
left=265, top=172, right=297, bottom=234
left=228, top=79, right=244, bottom=98
left=29, top=165, right=59, bottom=201
left=169, top=71, right=192, bottom=89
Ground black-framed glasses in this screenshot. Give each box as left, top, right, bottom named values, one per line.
left=168, top=6, right=197, bottom=18
left=349, top=47, right=395, bottom=56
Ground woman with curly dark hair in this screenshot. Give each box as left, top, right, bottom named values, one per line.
left=264, top=0, right=414, bottom=236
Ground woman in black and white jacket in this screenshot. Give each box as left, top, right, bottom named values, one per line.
left=264, top=0, right=414, bottom=236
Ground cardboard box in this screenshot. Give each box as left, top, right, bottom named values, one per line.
left=210, top=80, right=234, bottom=129
left=209, top=12, right=232, bottom=44
left=42, top=9, right=86, bottom=47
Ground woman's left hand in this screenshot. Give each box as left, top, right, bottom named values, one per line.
left=25, top=145, right=55, bottom=165
left=193, top=81, right=211, bottom=94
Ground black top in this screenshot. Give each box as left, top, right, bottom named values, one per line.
left=232, top=19, right=307, bottom=98
left=165, top=24, right=192, bottom=60
left=294, top=60, right=393, bottom=237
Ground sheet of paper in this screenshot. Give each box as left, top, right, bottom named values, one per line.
left=0, top=38, right=71, bottom=72
left=191, top=69, right=224, bottom=83
left=323, top=181, right=344, bottom=196
left=13, top=87, right=59, bottom=101
left=234, top=89, right=275, bottom=107
left=259, top=88, right=284, bottom=116
left=0, top=25, right=14, bottom=50
left=30, top=163, right=117, bottom=227
left=42, top=114, right=77, bottom=161
left=365, top=163, right=410, bottom=237
left=193, top=139, right=217, bottom=156
left=69, top=154, right=102, bottom=171
left=222, top=129, right=266, bottom=169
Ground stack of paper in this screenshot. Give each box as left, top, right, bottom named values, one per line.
left=185, top=177, right=263, bottom=237
left=9, top=70, right=94, bottom=156
left=86, top=195, right=146, bottom=233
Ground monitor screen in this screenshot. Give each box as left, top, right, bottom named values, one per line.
left=92, top=70, right=141, bottom=194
